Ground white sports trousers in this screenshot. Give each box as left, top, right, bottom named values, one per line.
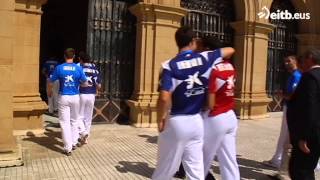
left=152, top=114, right=204, bottom=180
left=47, top=79, right=59, bottom=113
left=79, top=94, right=95, bottom=136
left=58, top=95, right=80, bottom=152
left=203, top=110, right=240, bottom=180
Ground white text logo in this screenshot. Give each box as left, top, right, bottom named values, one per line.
left=258, top=6, right=310, bottom=20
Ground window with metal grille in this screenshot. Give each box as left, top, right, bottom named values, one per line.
left=180, top=0, right=235, bottom=46
left=267, top=0, right=297, bottom=112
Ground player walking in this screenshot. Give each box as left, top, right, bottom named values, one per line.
left=42, top=56, right=59, bottom=115
left=78, top=54, right=101, bottom=145
left=152, top=26, right=235, bottom=180
left=48, top=48, right=88, bottom=156
left=202, top=56, right=240, bottom=180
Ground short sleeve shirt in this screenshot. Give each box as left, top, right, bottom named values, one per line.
left=79, top=63, right=101, bottom=94
left=159, top=49, right=222, bottom=115
left=208, top=60, right=236, bottom=116
left=50, top=63, right=87, bottom=95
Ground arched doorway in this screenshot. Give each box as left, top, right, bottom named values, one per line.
left=180, top=0, right=235, bottom=46
left=40, top=0, right=89, bottom=101
left=266, top=0, right=298, bottom=112
left=40, top=0, right=137, bottom=124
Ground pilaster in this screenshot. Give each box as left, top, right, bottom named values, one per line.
left=127, top=2, right=186, bottom=127
left=12, top=0, right=47, bottom=135
left=0, top=0, right=22, bottom=167
left=231, top=21, right=275, bottom=120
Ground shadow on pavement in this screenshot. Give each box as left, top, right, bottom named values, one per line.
left=22, top=126, right=63, bottom=154
left=115, top=161, right=154, bottom=178
left=138, top=135, right=158, bottom=144
left=211, top=156, right=276, bottom=180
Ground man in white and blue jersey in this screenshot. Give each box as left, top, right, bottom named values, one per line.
left=48, top=48, right=88, bottom=156
left=42, top=56, right=60, bottom=114
left=152, top=27, right=235, bottom=180
left=263, top=55, right=302, bottom=178
left=78, top=54, right=101, bottom=145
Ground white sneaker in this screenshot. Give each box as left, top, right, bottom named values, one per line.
left=315, top=161, right=320, bottom=172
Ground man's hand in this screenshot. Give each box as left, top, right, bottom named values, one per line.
left=157, top=118, right=166, bottom=133
left=47, top=82, right=53, bottom=98
left=47, top=90, right=53, bottom=98
left=299, top=140, right=310, bottom=154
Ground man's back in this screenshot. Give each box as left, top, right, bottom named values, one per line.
left=288, top=67, right=320, bottom=143
left=160, top=50, right=221, bottom=115
left=50, top=63, right=87, bottom=95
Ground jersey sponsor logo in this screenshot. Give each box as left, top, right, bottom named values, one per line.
left=63, top=66, right=76, bottom=71
left=225, top=75, right=235, bottom=96
left=177, top=57, right=203, bottom=70
left=183, top=71, right=205, bottom=97
left=184, top=71, right=203, bottom=89
left=64, top=75, right=75, bottom=87
left=184, top=87, right=205, bottom=97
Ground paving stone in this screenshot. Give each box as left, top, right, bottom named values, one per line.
left=0, top=114, right=319, bottom=179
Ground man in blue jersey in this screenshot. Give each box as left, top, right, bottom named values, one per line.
left=78, top=54, right=101, bottom=145
left=152, top=27, right=235, bottom=180
left=263, top=55, right=302, bottom=179
left=48, top=48, right=88, bottom=156
left=42, top=56, right=60, bottom=115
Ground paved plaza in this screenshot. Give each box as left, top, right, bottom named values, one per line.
left=0, top=113, right=319, bottom=180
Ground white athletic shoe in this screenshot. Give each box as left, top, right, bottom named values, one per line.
left=315, top=161, right=320, bottom=172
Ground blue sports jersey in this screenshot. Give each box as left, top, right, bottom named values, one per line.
left=286, top=70, right=302, bottom=94
left=80, top=63, right=101, bottom=94
left=43, top=59, right=59, bottom=77
left=50, top=63, right=88, bottom=95
left=159, top=49, right=222, bottom=115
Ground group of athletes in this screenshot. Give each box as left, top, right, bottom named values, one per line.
left=42, top=48, right=101, bottom=156
left=152, top=26, right=239, bottom=180
left=41, top=25, right=320, bottom=179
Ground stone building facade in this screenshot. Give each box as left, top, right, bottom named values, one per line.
left=1, top=0, right=320, bottom=166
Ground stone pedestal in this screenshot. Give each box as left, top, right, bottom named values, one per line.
left=12, top=0, right=47, bottom=135
left=0, top=0, right=22, bottom=167
left=127, top=2, right=186, bottom=127
left=231, top=21, right=275, bottom=120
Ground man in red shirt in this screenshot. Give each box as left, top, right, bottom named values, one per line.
left=203, top=52, right=240, bottom=179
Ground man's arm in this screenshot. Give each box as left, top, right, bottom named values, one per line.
left=42, top=68, right=48, bottom=79
left=208, top=93, right=216, bottom=110
left=220, top=47, right=235, bottom=59
left=207, top=69, right=217, bottom=110
left=157, top=90, right=172, bottom=132
left=47, top=82, right=53, bottom=97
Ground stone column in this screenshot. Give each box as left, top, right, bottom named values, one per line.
left=296, top=34, right=320, bottom=54
left=12, top=0, right=47, bottom=135
left=0, top=0, right=22, bottom=167
left=127, top=2, right=186, bottom=127
left=231, top=21, right=275, bottom=120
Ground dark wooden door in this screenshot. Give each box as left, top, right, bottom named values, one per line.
left=87, top=0, right=136, bottom=123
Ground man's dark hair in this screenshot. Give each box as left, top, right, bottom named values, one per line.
left=285, top=55, right=298, bottom=61
left=64, top=48, right=75, bottom=59
left=175, top=26, right=196, bottom=49
left=202, top=35, right=223, bottom=50
left=82, top=54, right=92, bottom=63
left=302, top=49, right=320, bottom=65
